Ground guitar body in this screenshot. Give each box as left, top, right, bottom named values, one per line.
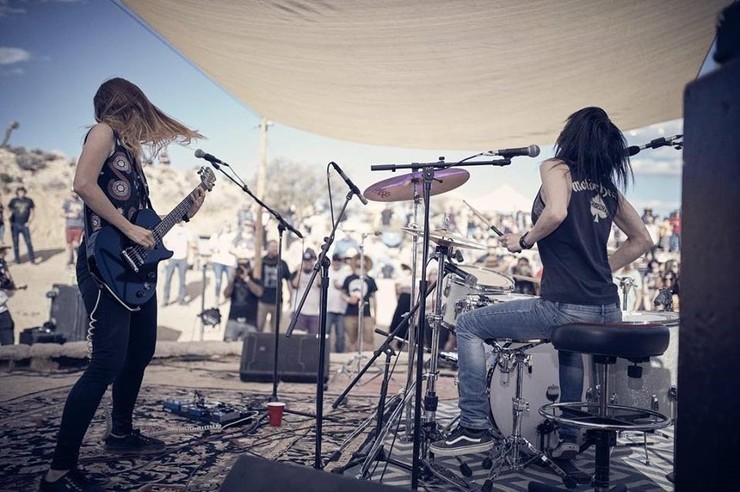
left=88, top=208, right=173, bottom=308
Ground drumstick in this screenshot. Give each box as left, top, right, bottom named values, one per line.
left=463, top=200, right=503, bottom=237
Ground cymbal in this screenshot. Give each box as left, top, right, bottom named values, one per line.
left=402, top=226, right=486, bottom=250
left=363, top=168, right=470, bottom=202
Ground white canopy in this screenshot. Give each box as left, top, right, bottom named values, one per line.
left=463, top=184, right=533, bottom=214
left=122, top=0, right=722, bottom=149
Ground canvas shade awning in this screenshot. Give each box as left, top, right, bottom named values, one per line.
left=122, top=0, right=724, bottom=150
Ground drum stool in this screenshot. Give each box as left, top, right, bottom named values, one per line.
left=482, top=339, right=576, bottom=489
left=537, top=322, right=671, bottom=492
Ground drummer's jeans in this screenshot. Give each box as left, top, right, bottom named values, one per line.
left=455, top=298, right=621, bottom=441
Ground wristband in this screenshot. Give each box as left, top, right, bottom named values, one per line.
left=519, top=232, right=533, bottom=250
left=182, top=213, right=190, bottom=223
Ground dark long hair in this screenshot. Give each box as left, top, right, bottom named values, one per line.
left=93, top=77, right=202, bottom=160
left=554, top=107, right=632, bottom=192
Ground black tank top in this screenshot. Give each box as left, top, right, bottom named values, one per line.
left=532, top=166, right=619, bottom=305
left=84, top=133, right=150, bottom=235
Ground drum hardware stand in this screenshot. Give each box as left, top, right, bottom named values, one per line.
left=482, top=340, right=576, bottom=489
left=404, top=191, right=423, bottom=441
left=286, top=172, right=359, bottom=470
left=371, top=155, right=511, bottom=489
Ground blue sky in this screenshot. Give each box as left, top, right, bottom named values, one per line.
left=0, top=0, right=692, bottom=216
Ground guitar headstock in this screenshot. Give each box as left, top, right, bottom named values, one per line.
left=197, top=167, right=217, bottom=191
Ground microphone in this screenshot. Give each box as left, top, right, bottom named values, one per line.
left=627, top=134, right=683, bottom=157
left=444, top=262, right=478, bottom=287
left=194, top=149, right=229, bottom=166
left=488, top=145, right=541, bottom=158
left=331, top=161, right=368, bottom=205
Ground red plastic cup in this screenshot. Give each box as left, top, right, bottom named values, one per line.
left=267, top=402, right=286, bottom=427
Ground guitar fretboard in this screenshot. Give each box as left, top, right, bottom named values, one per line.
left=152, top=183, right=206, bottom=241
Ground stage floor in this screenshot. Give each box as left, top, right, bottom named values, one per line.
left=0, top=352, right=673, bottom=491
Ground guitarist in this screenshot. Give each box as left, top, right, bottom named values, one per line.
left=41, top=78, right=205, bottom=492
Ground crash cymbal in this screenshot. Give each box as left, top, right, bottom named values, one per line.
left=402, top=226, right=485, bottom=250
left=363, top=168, right=470, bottom=202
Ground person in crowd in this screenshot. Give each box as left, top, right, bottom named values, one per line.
left=327, top=252, right=349, bottom=352
left=0, top=245, right=16, bottom=346
left=389, top=263, right=413, bottom=351
left=257, top=239, right=291, bottom=332
left=642, top=259, right=662, bottom=310
left=431, top=107, right=652, bottom=459
left=669, top=210, right=681, bottom=252
left=223, top=257, right=263, bottom=341
left=511, top=257, right=537, bottom=296
left=61, top=189, right=85, bottom=267
left=290, top=248, right=321, bottom=335
left=342, top=253, right=378, bottom=352
left=40, top=77, right=205, bottom=492
left=644, top=215, right=660, bottom=260
left=161, top=221, right=192, bottom=306
left=208, top=223, right=237, bottom=304
left=659, top=216, right=671, bottom=251
left=0, top=194, right=5, bottom=244
left=8, top=186, right=36, bottom=264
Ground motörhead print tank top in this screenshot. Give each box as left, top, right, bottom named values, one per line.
left=531, top=166, right=619, bottom=306
left=84, top=133, right=150, bottom=234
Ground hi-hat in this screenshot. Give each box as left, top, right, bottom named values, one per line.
left=363, top=168, right=470, bottom=202
left=402, top=226, right=485, bottom=250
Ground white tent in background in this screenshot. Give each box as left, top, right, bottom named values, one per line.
left=465, top=184, right=532, bottom=214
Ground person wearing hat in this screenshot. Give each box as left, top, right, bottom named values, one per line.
left=8, top=186, right=36, bottom=264
left=290, top=248, right=321, bottom=335
left=341, top=253, right=378, bottom=352
left=223, top=258, right=263, bottom=341
left=257, top=240, right=292, bottom=332
left=0, top=244, right=16, bottom=346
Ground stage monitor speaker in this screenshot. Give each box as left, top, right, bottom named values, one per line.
left=239, top=332, right=329, bottom=383
left=219, top=455, right=404, bottom=492
left=49, top=284, right=88, bottom=343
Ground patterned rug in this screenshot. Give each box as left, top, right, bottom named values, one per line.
left=0, top=382, right=674, bottom=491
left=0, top=384, right=380, bottom=491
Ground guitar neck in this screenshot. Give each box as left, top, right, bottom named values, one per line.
left=152, top=183, right=206, bottom=240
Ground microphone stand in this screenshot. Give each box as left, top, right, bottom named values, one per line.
left=286, top=188, right=356, bottom=470
left=370, top=155, right=510, bottom=490
left=204, top=161, right=303, bottom=404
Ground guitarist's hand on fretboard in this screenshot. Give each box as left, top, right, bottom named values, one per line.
left=187, top=187, right=207, bottom=219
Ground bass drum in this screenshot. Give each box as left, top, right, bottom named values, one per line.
left=487, top=342, right=592, bottom=444
left=600, top=311, right=680, bottom=419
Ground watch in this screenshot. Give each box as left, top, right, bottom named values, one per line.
left=519, top=232, right=533, bottom=250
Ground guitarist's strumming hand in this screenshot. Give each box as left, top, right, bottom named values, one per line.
left=125, top=223, right=157, bottom=249
left=187, top=187, right=206, bottom=219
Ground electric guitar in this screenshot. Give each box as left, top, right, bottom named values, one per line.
left=87, top=167, right=216, bottom=309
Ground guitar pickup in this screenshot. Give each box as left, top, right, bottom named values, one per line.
left=122, top=249, right=141, bottom=273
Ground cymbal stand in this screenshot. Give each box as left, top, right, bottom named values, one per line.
left=370, top=155, right=511, bottom=489
left=403, top=190, right=422, bottom=440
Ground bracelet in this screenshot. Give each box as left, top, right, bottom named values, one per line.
left=519, top=232, right=533, bottom=250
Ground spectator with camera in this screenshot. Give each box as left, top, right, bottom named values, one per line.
left=223, top=258, right=263, bottom=342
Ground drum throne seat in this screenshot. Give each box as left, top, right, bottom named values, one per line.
left=536, top=322, right=672, bottom=492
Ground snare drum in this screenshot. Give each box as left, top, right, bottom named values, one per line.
left=599, top=310, right=679, bottom=418
left=441, top=266, right=514, bottom=330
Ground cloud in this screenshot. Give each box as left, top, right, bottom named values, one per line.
left=0, top=1, right=26, bottom=18
left=631, top=149, right=683, bottom=176
left=0, top=47, right=31, bottom=65
left=633, top=199, right=681, bottom=215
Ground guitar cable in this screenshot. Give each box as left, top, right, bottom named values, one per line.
left=85, top=290, right=102, bottom=359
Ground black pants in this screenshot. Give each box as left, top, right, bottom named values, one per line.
left=50, top=245, right=157, bottom=470
left=0, top=310, right=14, bottom=345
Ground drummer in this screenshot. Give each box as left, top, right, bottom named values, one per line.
left=430, top=107, right=653, bottom=459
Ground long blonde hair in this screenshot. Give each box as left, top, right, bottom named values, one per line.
left=93, top=77, right=202, bottom=161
